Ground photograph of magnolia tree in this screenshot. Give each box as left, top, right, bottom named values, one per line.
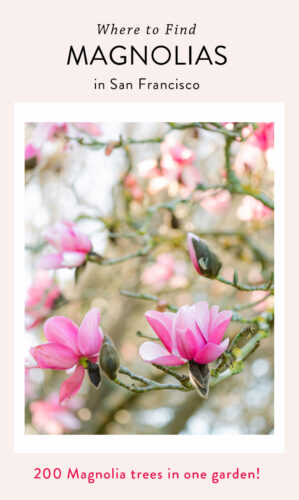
left=24, top=121, right=274, bottom=435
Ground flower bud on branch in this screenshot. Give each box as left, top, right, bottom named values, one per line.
left=87, top=360, right=101, bottom=388
left=188, top=361, right=210, bottom=398
left=187, top=232, right=222, bottom=278
left=99, top=338, right=120, bottom=380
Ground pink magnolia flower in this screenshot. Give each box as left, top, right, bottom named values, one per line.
left=25, top=271, right=61, bottom=329
left=141, top=253, right=186, bottom=290
left=30, top=308, right=104, bottom=404
left=139, top=302, right=231, bottom=366
left=37, top=219, right=92, bottom=269
left=237, top=196, right=273, bottom=221
left=30, top=393, right=82, bottom=434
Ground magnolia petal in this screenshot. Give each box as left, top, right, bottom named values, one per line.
left=176, top=328, right=201, bottom=360
left=194, top=301, right=210, bottom=341
left=209, top=310, right=232, bottom=344
left=194, top=338, right=229, bottom=364
left=174, top=305, right=195, bottom=332
left=61, top=252, right=87, bottom=268
left=41, top=225, right=63, bottom=251
left=74, top=232, right=92, bottom=253
left=77, top=308, right=103, bottom=357
left=37, top=253, right=63, bottom=269
left=208, top=305, right=219, bottom=333
left=139, top=341, right=186, bottom=366
left=59, top=364, right=85, bottom=404
left=44, top=316, right=80, bottom=355
left=59, top=231, right=78, bottom=252
left=30, top=343, right=78, bottom=369
left=145, top=310, right=173, bottom=352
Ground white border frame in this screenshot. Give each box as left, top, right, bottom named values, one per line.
left=15, top=102, right=284, bottom=453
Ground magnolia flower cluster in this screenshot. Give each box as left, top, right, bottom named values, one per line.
left=138, top=136, right=201, bottom=197
left=26, top=214, right=235, bottom=406
left=30, top=300, right=232, bottom=404
left=139, top=302, right=231, bottom=366
left=27, top=122, right=275, bottom=412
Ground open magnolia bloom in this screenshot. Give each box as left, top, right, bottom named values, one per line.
left=139, top=302, right=232, bottom=397
left=30, top=308, right=104, bottom=404
left=37, top=219, right=92, bottom=269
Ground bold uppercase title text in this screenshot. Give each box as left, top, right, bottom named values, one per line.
left=66, top=23, right=228, bottom=91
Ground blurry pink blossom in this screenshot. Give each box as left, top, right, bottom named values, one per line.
left=31, top=123, right=68, bottom=149
left=25, top=367, right=37, bottom=400
left=25, top=143, right=41, bottom=162
left=73, top=123, right=102, bottom=137
left=249, top=123, right=274, bottom=151
left=37, top=219, right=92, bottom=269
left=139, top=302, right=231, bottom=366
left=30, top=393, right=82, bottom=434
left=141, top=254, right=186, bottom=290
left=25, top=271, right=61, bottom=329
left=138, top=157, right=180, bottom=180
left=233, top=143, right=263, bottom=175
left=180, top=164, right=202, bottom=193
left=138, top=136, right=199, bottom=196
left=168, top=143, right=195, bottom=166
left=30, top=122, right=101, bottom=150
left=250, top=290, right=274, bottom=313
left=124, top=173, right=144, bottom=201
left=30, top=308, right=104, bottom=404
left=237, top=196, right=273, bottom=221
left=200, top=189, right=231, bottom=214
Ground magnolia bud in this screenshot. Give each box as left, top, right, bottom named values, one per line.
left=171, top=213, right=180, bottom=229
left=99, top=340, right=120, bottom=380
left=187, top=232, right=222, bottom=278
left=188, top=361, right=210, bottom=398
left=87, top=360, right=101, bottom=388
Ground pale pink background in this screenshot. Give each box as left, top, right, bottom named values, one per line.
left=1, top=0, right=296, bottom=497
